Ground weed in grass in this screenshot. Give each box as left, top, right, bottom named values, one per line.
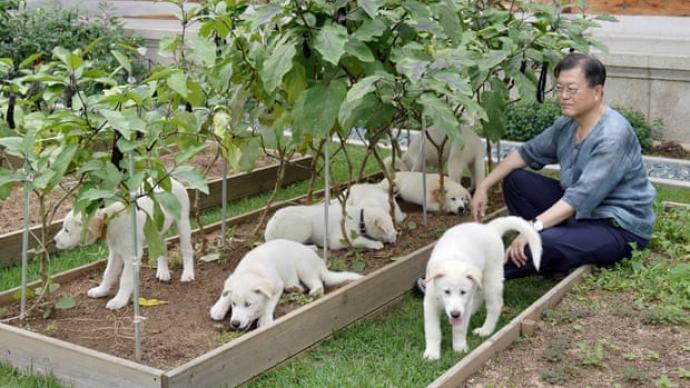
left=327, top=255, right=347, bottom=272
left=280, top=291, right=319, bottom=306
left=622, top=367, right=650, bottom=384
left=641, top=305, right=689, bottom=325
left=623, top=351, right=638, bottom=361
left=543, top=305, right=593, bottom=325
left=655, top=374, right=672, bottom=388
left=610, top=304, right=637, bottom=318
left=539, top=362, right=581, bottom=385
left=579, top=339, right=608, bottom=368
left=643, top=349, right=660, bottom=361
left=540, top=336, right=571, bottom=363
left=0, top=362, right=64, bottom=388
left=678, top=367, right=690, bottom=379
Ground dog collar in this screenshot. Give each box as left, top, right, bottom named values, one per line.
left=358, top=208, right=369, bottom=238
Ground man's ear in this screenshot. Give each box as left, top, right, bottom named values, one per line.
left=252, top=280, right=275, bottom=298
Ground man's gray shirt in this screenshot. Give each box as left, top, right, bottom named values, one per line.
left=518, top=106, right=656, bottom=240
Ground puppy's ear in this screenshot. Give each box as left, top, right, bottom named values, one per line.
left=252, top=280, right=275, bottom=298
left=86, top=210, right=105, bottom=244
left=466, top=264, right=483, bottom=288
left=425, top=262, right=445, bottom=283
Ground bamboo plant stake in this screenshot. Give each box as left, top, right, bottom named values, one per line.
left=221, top=161, right=228, bottom=248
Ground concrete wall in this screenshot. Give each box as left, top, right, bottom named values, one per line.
left=590, top=15, right=690, bottom=145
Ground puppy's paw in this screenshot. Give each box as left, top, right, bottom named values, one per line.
left=87, top=287, right=109, bottom=299
left=370, top=241, right=384, bottom=250
left=473, top=326, right=494, bottom=337
left=453, top=342, right=469, bottom=353
left=209, top=305, right=228, bottom=321
left=423, top=349, right=440, bottom=361
left=105, top=298, right=128, bottom=310
left=285, top=285, right=305, bottom=293
left=156, top=268, right=171, bottom=282
left=257, top=315, right=274, bottom=327
left=180, top=270, right=195, bottom=282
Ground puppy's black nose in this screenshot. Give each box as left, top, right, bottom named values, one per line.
left=450, top=311, right=461, bottom=319
left=230, top=320, right=241, bottom=328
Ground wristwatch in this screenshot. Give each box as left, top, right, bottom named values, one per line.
left=531, top=218, right=544, bottom=232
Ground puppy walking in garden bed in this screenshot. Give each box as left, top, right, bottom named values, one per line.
left=210, top=239, right=363, bottom=330
left=422, top=216, right=542, bottom=360
left=54, top=178, right=194, bottom=310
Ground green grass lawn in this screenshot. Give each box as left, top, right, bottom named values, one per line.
left=248, top=276, right=557, bottom=387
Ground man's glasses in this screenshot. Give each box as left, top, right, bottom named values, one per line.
left=555, top=85, right=580, bottom=97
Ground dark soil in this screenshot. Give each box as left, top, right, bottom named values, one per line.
left=649, top=140, right=690, bottom=160
left=1, top=187, right=505, bottom=370
left=468, top=291, right=689, bottom=387
left=0, top=145, right=280, bottom=235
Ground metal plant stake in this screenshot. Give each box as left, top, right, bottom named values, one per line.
left=322, top=138, right=330, bottom=260
left=221, top=161, right=228, bottom=248
left=128, top=153, right=142, bottom=360
left=20, top=163, right=32, bottom=318
left=421, top=118, right=428, bottom=226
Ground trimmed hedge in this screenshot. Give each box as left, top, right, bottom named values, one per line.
left=504, top=99, right=655, bottom=152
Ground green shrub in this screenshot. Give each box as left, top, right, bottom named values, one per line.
left=503, top=99, right=655, bottom=152
left=0, top=3, right=146, bottom=82
left=504, top=99, right=561, bottom=142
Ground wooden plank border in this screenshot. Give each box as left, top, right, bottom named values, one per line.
left=162, top=207, right=510, bottom=387
left=428, top=265, right=592, bottom=387
left=0, top=323, right=164, bottom=388
left=0, top=155, right=312, bottom=268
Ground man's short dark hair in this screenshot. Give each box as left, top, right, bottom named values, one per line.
left=554, top=53, right=606, bottom=87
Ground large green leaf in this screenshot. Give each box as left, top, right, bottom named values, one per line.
left=345, top=75, right=381, bottom=103
left=171, top=166, right=209, bottom=194
left=358, top=0, right=382, bottom=19
left=54, top=296, right=76, bottom=310
left=420, top=93, right=459, bottom=143
left=314, top=22, right=348, bottom=66
left=0, top=169, right=23, bottom=200
left=396, top=57, right=430, bottom=83
left=345, top=39, right=375, bottom=63
left=187, top=36, right=217, bottom=67
left=111, top=50, right=132, bottom=74
left=292, top=80, right=347, bottom=137
left=100, top=110, right=133, bottom=139
left=0, top=137, right=25, bottom=158
left=262, top=36, right=297, bottom=94
left=282, top=62, right=307, bottom=104
left=338, top=94, right=394, bottom=132
left=480, top=78, right=509, bottom=142
left=245, top=3, right=283, bottom=30
left=167, top=71, right=189, bottom=99
left=354, top=18, right=387, bottom=42
left=153, top=191, right=181, bottom=220
left=144, top=216, right=165, bottom=261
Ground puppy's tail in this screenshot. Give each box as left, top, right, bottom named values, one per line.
left=487, top=216, right=542, bottom=271
left=320, top=268, right=364, bottom=287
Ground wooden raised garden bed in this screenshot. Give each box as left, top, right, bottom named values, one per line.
left=0, top=154, right=312, bottom=268
left=0, top=179, right=588, bottom=387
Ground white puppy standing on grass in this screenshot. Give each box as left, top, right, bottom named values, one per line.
left=380, top=171, right=471, bottom=214
left=54, top=178, right=194, bottom=310
left=422, top=216, right=542, bottom=360
left=210, top=239, right=363, bottom=330
left=264, top=202, right=397, bottom=250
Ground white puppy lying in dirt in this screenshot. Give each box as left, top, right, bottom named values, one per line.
left=384, top=124, right=485, bottom=190
left=423, top=216, right=542, bottom=360
left=264, top=202, right=397, bottom=250
left=346, top=182, right=406, bottom=223
left=380, top=171, right=471, bottom=214
left=54, top=178, right=194, bottom=310
left=209, top=239, right=363, bottom=330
